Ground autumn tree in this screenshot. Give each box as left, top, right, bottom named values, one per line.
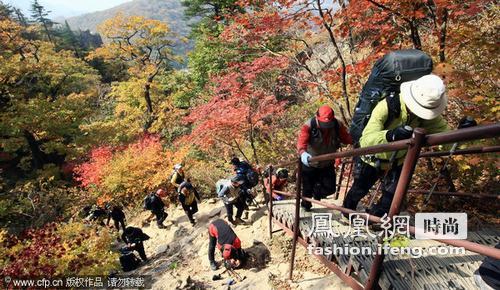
left=89, top=13, right=178, bottom=130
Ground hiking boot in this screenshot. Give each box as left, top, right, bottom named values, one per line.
left=158, top=224, right=166, bottom=229
left=235, top=217, right=245, bottom=224
left=210, top=261, right=218, bottom=271
left=190, top=219, right=196, bottom=226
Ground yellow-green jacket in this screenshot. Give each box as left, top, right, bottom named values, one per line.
left=360, top=95, right=449, bottom=168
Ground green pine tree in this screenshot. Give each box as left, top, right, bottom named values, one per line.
left=30, top=0, right=54, bottom=43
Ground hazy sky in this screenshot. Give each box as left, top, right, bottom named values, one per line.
left=6, top=0, right=132, bottom=18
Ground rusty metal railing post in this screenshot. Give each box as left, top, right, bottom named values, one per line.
left=289, top=158, right=302, bottom=280
left=365, top=128, right=426, bottom=290
left=335, top=159, right=346, bottom=199
left=343, top=157, right=354, bottom=198
left=268, top=165, right=274, bottom=239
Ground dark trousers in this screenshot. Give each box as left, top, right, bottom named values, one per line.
left=182, top=201, right=198, bottom=223
left=129, top=242, right=147, bottom=261
left=152, top=209, right=166, bottom=226
left=208, top=235, right=217, bottom=263
left=113, top=218, right=126, bottom=231
left=225, top=200, right=245, bottom=222
left=301, top=164, right=336, bottom=209
left=343, top=158, right=403, bottom=217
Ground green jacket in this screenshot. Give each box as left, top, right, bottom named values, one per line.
left=360, top=96, right=449, bottom=168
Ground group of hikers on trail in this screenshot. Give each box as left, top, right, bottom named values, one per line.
left=79, top=49, right=496, bottom=285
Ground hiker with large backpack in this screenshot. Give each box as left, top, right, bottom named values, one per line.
left=230, top=157, right=259, bottom=190
left=216, top=176, right=247, bottom=225
left=297, top=105, right=353, bottom=211
left=264, top=168, right=289, bottom=201
left=143, top=190, right=168, bottom=229
left=121, top=226, right=150, bottom=262
left=178, top=180, right=200, bottom=226
left=343, top=50, right=451, bottom=217
left=208, top=219, right=247, bottom=271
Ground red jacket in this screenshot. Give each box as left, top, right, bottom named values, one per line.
left=297, top=118, right=352, bottom=155
left=208, top=219, right=241, bottom=250
left=264, top=175, right=287, bottom=199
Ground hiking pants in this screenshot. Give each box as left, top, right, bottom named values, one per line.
left=181, top=201, right=198, bottom=223
left=152, top=209, right=166, bottom=226
left=113, top=218, right=126, bottom=232
left=342, top=158, right=403, bottom=217
left=130, top=242, right=147, bottom=261
left=208, top=234, right=217, bottom=263
left=224, top=200, right=245, bottom=222
left=301, top=164, right=336, bottom=209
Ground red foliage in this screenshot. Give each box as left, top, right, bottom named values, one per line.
left=1, top=223, right=62, bottom=277
left=73, top=134, right=162, bottom=188
left=184, top=55, right=290, bottom=148
left=73, top=146, right=114, bottom=188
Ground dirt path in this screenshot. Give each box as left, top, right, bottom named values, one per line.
left=124, top=197, right=349, bottom=290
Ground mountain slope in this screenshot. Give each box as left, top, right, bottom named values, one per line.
left=65, top=0, right=191, bottom=35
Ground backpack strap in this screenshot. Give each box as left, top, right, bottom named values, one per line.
left=384, top=92, right=401, bottom=128
left=309, top=117, right=318, bottom=136
left=309, top=117, right=340, bottom=142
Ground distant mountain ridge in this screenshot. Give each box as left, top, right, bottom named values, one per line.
left=64, top=0, right=193, bottom=57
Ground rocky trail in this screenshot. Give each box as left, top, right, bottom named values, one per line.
left=121, top=196, right=350, bottom=290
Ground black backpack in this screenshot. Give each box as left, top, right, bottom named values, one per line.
left=309, top=116, right=340, bottom=145
left=120, top=251, right=141, bottom=272
left=246, top=170, right=259, bottom=188
left=143, top=193, right=154, bottom=210
left=349, top=49, right=433, bottom=145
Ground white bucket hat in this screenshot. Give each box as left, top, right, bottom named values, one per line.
left=400, top=74, right=447, bottom=120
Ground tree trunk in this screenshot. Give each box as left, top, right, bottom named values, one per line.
left=439, top=9, right=448, bottom=62
left=23, top=130, right=45, bottom=169
left=409, top=21, right=422, bottom=50
left=143, top=76, right=154, bottom=130
left=316, top=0, right=352, bottom=119
left=42, top=21, right=53, bottom=44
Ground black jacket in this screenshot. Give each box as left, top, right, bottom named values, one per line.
left=148, top=193, right=165, bottom=212
left=109, top=206, right=125, bottom=220
left=122, top=227, right=150, bottom=244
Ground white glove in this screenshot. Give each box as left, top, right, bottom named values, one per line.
left=301, top=152, right=312, bottom=167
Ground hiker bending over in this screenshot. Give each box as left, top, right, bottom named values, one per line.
left=208, top=219, right=247, bottom=271
left=297, top=105, right=352, bottom=211
left=121, top=227, right=150, bottom=262
left=106, top=204, right=126, bottom=232
left=144, top=190, right=168, bottom=229
left=264, top=168, right=289, bottom=201
left=216, top=176, right=247, bottom=225
left=170, top=164, right=185, bottom=192
left=85, top=205, right=108, bottom=226
left=178, top=180, right=200, bottom=226
left=343, top=75, right=450, bottom=217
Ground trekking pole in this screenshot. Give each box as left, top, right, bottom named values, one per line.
left=424, top=143, right=458, bottom=204
left=367, top=150, right=398, bottom=208
left=424, top=116, right=477, bottom=205
left=221, top=267, right=245, bottom=282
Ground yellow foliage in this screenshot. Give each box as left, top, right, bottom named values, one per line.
left=94, top=137, right=190, bottom=203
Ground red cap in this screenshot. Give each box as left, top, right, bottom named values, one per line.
left=156, top=189, right=166, bottom=197
left=222, top=244, right=233, bottom=260
left=316, top=105, right=336, bottom=128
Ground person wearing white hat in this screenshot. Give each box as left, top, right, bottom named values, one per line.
left=343, top=74, right=450, bottom=217
left=170, top=163, right=185, bottom=193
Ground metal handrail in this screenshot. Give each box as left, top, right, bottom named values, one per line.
left=267, top=122, right=500, bottom=289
